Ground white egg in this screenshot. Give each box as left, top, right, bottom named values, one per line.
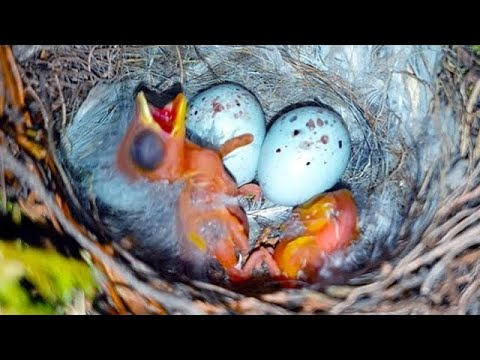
left=186, top=83, right=266, bottom=186
left=257, top=106, right=351, bottom=206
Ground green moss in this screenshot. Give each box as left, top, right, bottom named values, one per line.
left=0, top=195, right=22, bottom=225
left=0, top=241, right=98, bottom=314
left=472, top=45, right=480, bottom=56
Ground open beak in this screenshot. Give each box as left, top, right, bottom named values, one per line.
left=135, top=90, right=188, bottom=139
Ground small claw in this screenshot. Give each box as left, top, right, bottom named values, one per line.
left=227, top=214, right=250, bottom=257
left=213, top=233, right=241, bottom=275
left=222, top=246, right=282, bottom=284
left=184, top=206, right=250, bottom=281
left=237, top=183, right=262, bottom=202
left=242, top=247, right=281, bottom=277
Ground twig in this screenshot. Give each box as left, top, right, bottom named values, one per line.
left=175, top=46, right=184, bottom=86
left=466, top=78, right=480, bottom=114
left=193, top=46, right=221, bottom=81
left=0, top=145, right=6, bottom=214
left=231, top=296, right=291, bottom=315
left=423, top=206, right=478, bottom=246
left=457, top=248, right=480, bottom=266
left=87, top=46, right=99, bottom=75
left=112, top=242, right=159, bottom=277
left=190, top=280, right=243, bottom=300
left=330, top=280, right=386, bottom=314
left=54, top=74, right=67, bottom=129
left=0, top=145, right=204, bottom=315
left=467, top=79, right=480, bottom=159
left=382, top=273, right=426, bottom=300
left=0, top=72, right=5, bottom=116
left=437, top=185, right=480, bottom=219
left=25, top=85, right=49, bottom=128
left=458, top=275, right=480, bottom=314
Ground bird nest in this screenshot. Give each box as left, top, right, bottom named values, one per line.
left=1, top=45, right=480, bottom=314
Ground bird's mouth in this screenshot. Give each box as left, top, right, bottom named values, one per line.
left=135, top=85, right=187, bottom=138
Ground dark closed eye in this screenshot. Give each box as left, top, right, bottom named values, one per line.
left=130, top=130, right=164, bottom=171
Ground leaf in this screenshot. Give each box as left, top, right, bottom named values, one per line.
left=0, top=240, right=98, bottom=314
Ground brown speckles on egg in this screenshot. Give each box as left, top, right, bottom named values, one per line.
left=187, top=84, right=266, bottom=187
left=257, top=106, right=352, bottom=205
left=212, top=101, right=224, bottom=117
left=306, top=119, right=315, bottom=130
left=338, top=140, right=343, bottom=149
left=276, top=148, right=281, bottom=153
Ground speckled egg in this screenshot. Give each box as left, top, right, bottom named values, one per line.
left=257, top=106, right=351, bottom=206
left=186, top=83, right=266, bottom=186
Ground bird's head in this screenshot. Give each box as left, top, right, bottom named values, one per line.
left=116, top=84, right=188, bottom=183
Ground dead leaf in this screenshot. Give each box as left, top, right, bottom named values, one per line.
left=193, top=300, right=222, bottom=315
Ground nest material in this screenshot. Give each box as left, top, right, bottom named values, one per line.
left=2, top=45, right=480, bottom=314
